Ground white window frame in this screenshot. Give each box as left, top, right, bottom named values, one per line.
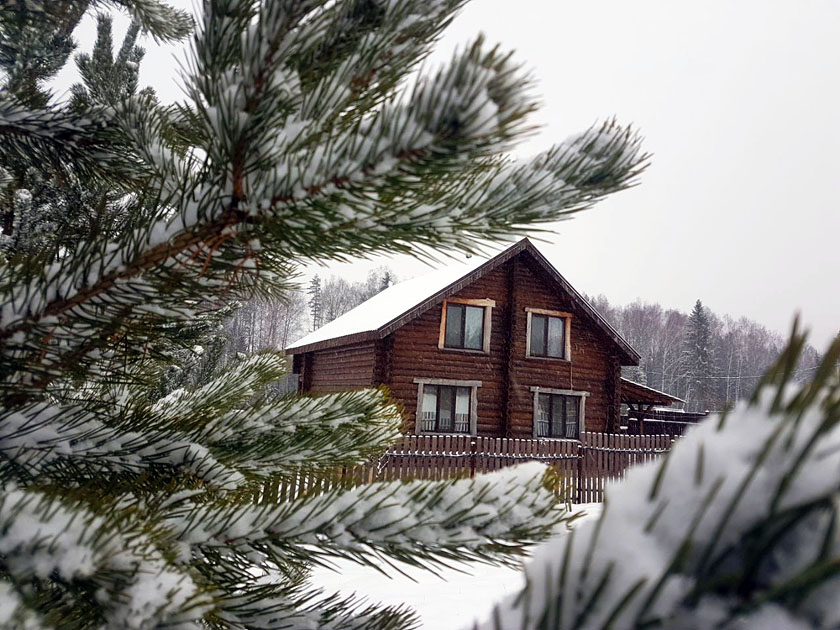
left=529, top=386, right=589, bottom=439
left=438, top=298, right=495, bottom=354
left=525, top=308, right=572, bottom=360
left=414, top=378, right=482, bottom=435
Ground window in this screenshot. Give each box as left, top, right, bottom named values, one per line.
left=444, top=303, right=484, bottom=350
left=438, top=299, right=495, bottom=353
left=535, top=393, right=579, bottom=439
left=414, top=378, right=481, bottom=435
left=420, top=385, right=471, bottom=433
left=526, top=309, right=571, bottom=359
left=530, top=387, right=588, bottom=439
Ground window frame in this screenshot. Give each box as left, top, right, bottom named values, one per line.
left=525, top=308, right=572, bottom=360
left=438, top=298, right=495, bottom=354
left=414, top=378, right=481, bottom=435
left=529, top=386, right=588, bottom=440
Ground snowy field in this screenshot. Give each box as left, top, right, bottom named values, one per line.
left=309, top=503, right=603, bottom=629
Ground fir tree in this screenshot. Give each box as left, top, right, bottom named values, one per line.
left=682, top=299, right=714, bottom=412
left=0, top=1, right=648, bottom=627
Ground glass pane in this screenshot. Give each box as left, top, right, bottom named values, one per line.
left=536, top=394, right=551, bottom=437
left=421, top=386, right=437, bottom=432
left=548, top=317, right=565, bottom=358
left=530, top=315, right=547, bottom=356
left=464, top=306, right=484, bottom=350
left=445, top=304, right=463, bottom=348
left=565, top=396, right=579, bottom=438
left=551, top=395, right=565, bottom=437
left=454, top=387, right=470, bottom=433
left=438, top=386, right=454, bottom=432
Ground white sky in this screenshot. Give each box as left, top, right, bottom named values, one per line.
left=54, top=1, right=840, bottom=349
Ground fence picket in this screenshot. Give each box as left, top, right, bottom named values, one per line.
left=264, top=432, right=677, bottom=505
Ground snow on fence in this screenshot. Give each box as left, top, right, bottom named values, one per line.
left=263, top=432, right=675, bottom=504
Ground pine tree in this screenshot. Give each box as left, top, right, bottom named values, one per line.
left=0, top=5, right=169, bottom=263
left=481, top=327, right=840, bottom=630
left=0, top=1, right=648, bottom=627
left=682, top=299, right=714, bottom=412
left=308, top=274, right=323, bottom=331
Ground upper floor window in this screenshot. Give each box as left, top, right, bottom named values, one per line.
left=526, top=308, right=571, bottom=359
left=439, top=298, right=495, bottom=353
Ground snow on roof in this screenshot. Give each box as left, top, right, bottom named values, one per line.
left=620, top=378, right=685, bottom=404
left=286, top=254, right=489, bottom=351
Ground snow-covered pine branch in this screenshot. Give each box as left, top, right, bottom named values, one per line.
left=0, top=486, right=209, bottom=629
left=480, top=328, right=840, bottom=630
left=0, top=1, right=645, bottom=626
left=168, top=462, right=564, bottom=571
left=99, top=0, right=193, bottom=42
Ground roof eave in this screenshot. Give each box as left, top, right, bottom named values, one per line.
left=284, top=330, right=379, bottom=355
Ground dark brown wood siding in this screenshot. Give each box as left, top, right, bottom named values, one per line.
left=385, top=255, right=622, bottom=435
left=388, top=265, right=509, bottom=436
left=305, top=341, right=377, bottom=393
left=295, top=249, right=624, bottom=434
left=505, top=256, right=619, bottom=434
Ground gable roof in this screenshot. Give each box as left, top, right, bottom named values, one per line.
left=286, top=238, right=641, bottom=364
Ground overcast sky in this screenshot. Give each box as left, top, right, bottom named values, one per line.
left=56, top=1, right=840, bottom=349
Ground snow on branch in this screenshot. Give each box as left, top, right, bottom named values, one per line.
left=480, top=331, right=840, bottom=630
left=206, top=388, right=404, bottom=475
left=0, top=97, right=143, bottom=185
left=168, top=462, right=565, bottom=570
left=0, top=402, right=245, bottom=490
left=151, top=352, right=290, bottom=424
left=211, top=580, right=419, bottom=630
left=103, top=0, right=193, bottom=42
left=0, top=486, right=207, bottom=628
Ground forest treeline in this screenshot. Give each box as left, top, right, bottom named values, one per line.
left=218, top=269, right=825, bottom=413
left=588, top=295, right=824, bottom=412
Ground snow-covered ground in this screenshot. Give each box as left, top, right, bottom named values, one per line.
left=309, top=503, right=603, bottom=629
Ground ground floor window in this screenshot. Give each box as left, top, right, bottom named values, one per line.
left=414, top=378, right=482, bottom=435
left=421, top=385, right=470, bottom=433
left=530, top=387, right=588, bottom=439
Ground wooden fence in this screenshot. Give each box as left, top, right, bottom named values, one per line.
left=265, top=432, right=675, bottom=504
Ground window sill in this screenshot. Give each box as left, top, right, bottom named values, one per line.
left=534, top=436, right=581, bottom=443
left=439, top=346, right=490, bottom=356
left=526, top=355, right=571, bottom=363
left=417, top=431, right=475, bottom=437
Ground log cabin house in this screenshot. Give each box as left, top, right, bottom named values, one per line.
left=285, top=239, right=681, bottom=438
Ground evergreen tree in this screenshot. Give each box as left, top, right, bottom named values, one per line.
left=0, top=4, right=175, bottom=263
left=682, top=299, right=714, bottom=412
left=308, top=274, right=323, bottom=331
left=0, top=1, right=647, bottom=627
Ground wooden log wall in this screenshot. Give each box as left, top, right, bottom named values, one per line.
left=262, top=432, right=675, bottom=505
left=307, top=340, right=377, bottom=393
left=388, top=265, right=510, bottom=436
left=503, top=256, right=620, bottom=435
left=382, top=254, right=628, bottom=436
left=295, top=249, right=632, bottom=436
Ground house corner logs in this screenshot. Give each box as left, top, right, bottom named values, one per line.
left=372, top=336, right=394, bottom=387
left=501, top=258, right=518, bottom=438
left=606, top=356, right=622, bottom=433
